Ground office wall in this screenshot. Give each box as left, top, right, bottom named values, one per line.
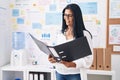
left=10, top=0, right=107, bottom=48
left=9, top=0, right=107, bottom=65
left=0, top=1, right=11, bottom=79
left=112, top=55, right=120, bottom=80
left=0, top=0, right=108, bottom=70
left=0, top=0, right=11, bottom=67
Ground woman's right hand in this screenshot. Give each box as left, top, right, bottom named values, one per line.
left=48, top=55, right=56, bottom=63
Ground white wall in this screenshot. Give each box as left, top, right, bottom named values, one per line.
left=0, top=0, right=11, bottom=68
left=0, top=0, right=11, bottom=67
left=112, top=54, right=120, bottom=80
left=0, top=30, right=11, bottom=67
left=0, top=1, right=11, bottom=80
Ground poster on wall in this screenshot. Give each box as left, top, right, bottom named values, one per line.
left=109, top=0, right=120, bottom=18
left=109, top=25, right=120, bottom=44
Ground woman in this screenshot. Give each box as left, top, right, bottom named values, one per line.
left=48, top=3, right=93, bottom=80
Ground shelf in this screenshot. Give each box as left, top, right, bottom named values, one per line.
left=1, top=64, right=56, bottom=80
left=87, top=70, right=115, bottom=80
left=1, top=65, right=115, bottom=80
left=87, top=70, right=115, bottom=75
left=2, top=71, right=23, bottom=80
left=25, top=65, right=55, bottom=80
left=1, top=64, right=26, bottom=71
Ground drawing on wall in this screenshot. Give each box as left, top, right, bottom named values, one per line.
left=109, top=25, right=120, bottom=44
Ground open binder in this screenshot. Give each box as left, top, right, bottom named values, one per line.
left=29, top=33, right=92, bottom=62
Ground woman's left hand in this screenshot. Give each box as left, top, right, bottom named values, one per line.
left=60, top=61, right=76, bottom=68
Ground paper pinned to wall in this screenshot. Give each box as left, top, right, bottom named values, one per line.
left=109, top=0, right=120, bottom=18
left=113, top=45, right=120, bottom=52
left=109, top=25, right=120, bottom=44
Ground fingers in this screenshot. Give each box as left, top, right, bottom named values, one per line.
left=48, top=55, right=56, bottom=63
left=60, top=61, right=67, bottom=65
left=60, top=61, right=76, bottom=68
left=48, top=57, right=56, bottom=63
left=48, top=54, right=52, bottom=58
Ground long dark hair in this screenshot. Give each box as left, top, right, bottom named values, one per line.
left=62, top=3, right=91, bottom=38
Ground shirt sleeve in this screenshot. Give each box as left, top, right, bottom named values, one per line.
left=73, top=31, right=93, bottom=69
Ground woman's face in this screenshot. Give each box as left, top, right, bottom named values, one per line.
left=64, top=9, right=74, bottom=27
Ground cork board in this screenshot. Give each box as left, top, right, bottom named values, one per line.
left=106, top=0, right=120, bottom=54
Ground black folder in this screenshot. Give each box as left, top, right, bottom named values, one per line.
left=29, top=34, right=92, bottom=62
